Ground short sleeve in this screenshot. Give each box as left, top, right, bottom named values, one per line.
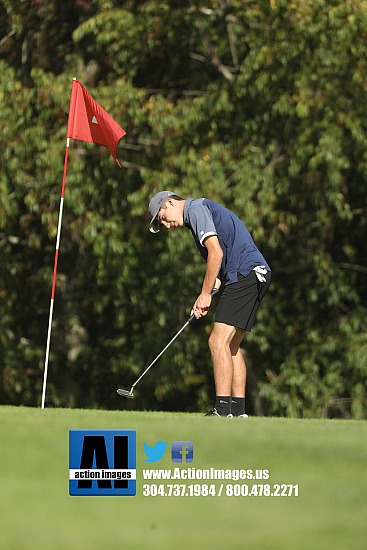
left=187, top=204, right=217, bottom=246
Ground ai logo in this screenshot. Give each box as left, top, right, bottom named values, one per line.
left=69, top=430, right=136, bottom=496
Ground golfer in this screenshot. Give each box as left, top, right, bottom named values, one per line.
left=148, top=191, right=271, bottom=418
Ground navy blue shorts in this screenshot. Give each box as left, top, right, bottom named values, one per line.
left=215, top=271, right=271, bottom=331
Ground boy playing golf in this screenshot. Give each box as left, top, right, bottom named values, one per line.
left=148, top=191, right=271, bottom=418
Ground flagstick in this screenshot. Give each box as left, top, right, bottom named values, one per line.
left=41, top=138, right=70, bottom=409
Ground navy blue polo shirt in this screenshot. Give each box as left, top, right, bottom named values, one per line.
left=183, top=198, right=271, bottom=285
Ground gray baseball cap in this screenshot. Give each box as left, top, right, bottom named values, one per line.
left=148, top=191, right=176, bottom=233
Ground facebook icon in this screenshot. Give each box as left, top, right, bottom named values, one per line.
left=171, top=441, right=194, bottom=463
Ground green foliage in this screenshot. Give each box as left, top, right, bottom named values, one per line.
left=0, top=0, right=366, bottom=417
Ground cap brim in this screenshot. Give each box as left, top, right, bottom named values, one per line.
left=149, top=216, right=160, bottom=233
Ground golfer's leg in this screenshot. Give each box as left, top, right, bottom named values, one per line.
left=230, top=329, right=246, bottom=397
left=208, top=322, right=237, bottom=395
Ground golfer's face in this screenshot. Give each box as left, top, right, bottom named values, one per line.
left=158, top=202, right=182, bottom=230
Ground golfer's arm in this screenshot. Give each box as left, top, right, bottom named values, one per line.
left=202, top=236, right=223, bottom=295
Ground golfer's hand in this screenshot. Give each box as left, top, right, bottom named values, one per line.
left=191, top=292, right=212, bottom=319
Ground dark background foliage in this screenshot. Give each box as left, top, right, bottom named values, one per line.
left=1, top=0, right=366, bottom=418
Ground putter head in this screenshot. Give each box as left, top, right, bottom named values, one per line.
left=117, top=388, right=134, bottom=399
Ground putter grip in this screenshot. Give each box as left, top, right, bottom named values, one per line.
left=189, top=287, right=220, bottom=321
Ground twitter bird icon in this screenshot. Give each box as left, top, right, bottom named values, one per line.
left=144, top=441, right=168, bottom=462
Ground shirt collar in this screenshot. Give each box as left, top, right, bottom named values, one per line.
left=183, top=197, right=195, bottom=225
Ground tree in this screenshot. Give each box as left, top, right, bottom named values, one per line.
left=0, top=0, right=366, bottom=417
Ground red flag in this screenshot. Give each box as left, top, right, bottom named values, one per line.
left=67, top=79, right=126, bottom=167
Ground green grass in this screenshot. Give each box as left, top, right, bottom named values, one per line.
left=0, top=406, right=366, bottom=549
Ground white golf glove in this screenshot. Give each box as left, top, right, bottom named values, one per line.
left=253, top=265, right=267, bottom=283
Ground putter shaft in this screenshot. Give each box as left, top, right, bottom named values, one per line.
left=117, top=288, right=220, bottom=398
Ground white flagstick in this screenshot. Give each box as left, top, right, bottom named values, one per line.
left=41, top=138, right=70, bottom=409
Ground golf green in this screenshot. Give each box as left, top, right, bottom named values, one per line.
left=0, top=406, right=366, bottom=549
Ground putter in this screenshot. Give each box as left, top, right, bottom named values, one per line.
left=117, top=288, right=219, bottom=399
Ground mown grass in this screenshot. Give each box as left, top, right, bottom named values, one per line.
left=0, top=406, right=366, bottom=549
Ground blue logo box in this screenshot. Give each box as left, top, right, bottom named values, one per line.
left=69, top=430, right=136, bottom=496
